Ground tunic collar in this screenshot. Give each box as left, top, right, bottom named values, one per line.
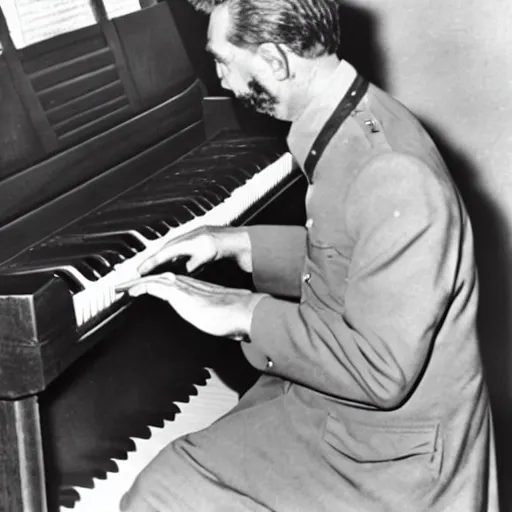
left=287, top=60, right=359, bottom=177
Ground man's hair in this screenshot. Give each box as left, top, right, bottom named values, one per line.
left=190, top=0, right=341, bottom=58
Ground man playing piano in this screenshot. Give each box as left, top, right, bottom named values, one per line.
left=117, top=0, right=498, bottom=510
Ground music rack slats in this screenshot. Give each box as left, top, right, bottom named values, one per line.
left=20, top=25, right=132, bottom=145
left=27, top=47, right=114, bottom=91
left=46, top=81, right=125, bottom=125
left=52, top=95, right=128, bottom=134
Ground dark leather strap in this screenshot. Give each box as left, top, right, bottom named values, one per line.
left=303, top=74, right=369, bottom=181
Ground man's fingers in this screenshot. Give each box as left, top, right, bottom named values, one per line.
left=138, top=239, right=192, bottom=275
left=124, top=278, right=186, bottom=305
left=115, top=273, right=176, bottom=294
left=132, top=281, right=179, bottom=302
left=115, top=279, right=141, bottom=293
left=185, top=255, right=205, bottom=273
left=173, top=274, right=238, bottom=294
left=116, top=273, right=238, bottom=301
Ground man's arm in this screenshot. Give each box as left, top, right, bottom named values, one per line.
left=242, top=154, right=464, bottom=409
left=115, top=224, right=306, bottom=342
left=247, top=225, right=307, bottom=298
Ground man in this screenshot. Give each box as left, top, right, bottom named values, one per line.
left=117, top=0, right=498, bottom=510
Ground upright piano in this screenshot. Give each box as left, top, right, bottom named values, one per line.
left=0, top=1, right=306, bottom=510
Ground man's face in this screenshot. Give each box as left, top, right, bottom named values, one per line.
left=207, top=5, right=280, bottom=117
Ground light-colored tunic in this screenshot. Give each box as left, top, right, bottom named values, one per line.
left=122, top=61, right=498, bottom=512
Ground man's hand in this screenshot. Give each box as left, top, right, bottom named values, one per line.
left=138, top=226, right=253, bottom=275
left=116, top=273, right=266, bottom=338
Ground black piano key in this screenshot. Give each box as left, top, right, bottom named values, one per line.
left=179, top=197, right=209, bottom=215
left=83, top=232, right=146, bottom=253
left=140, top=225, right=161, bottom=239
left=125, top=230, right=156, bottom=247
left=39, top=259, right=102, bottom=282
left=100, top=192, right=212, bottom=217
left=24, top=245, right=117, bottom=278
left=84, top=256, right=112, bottom=276
left=158, top=216, right=180, bottom=228
left=58, top=487, right=82, bottom=509
left=164, top=205, right=194, bottom=224
left=160, top=196, right=213, bottom=215
left=213, top=174, right=250, bottom=192
left=8, top=263, right=88, bottom=293
left=168, top=165, right=251, bottom=185
left=146, top=171, right=239, bottom=189
left=40, top=241, right=136, bottom=273
left=60, top=474, right=95, bottom=490
left=92, top=458, right=119, bottom=477
left=123, top=224, right=161, bottom=241
left=52, top=270, right=85, bottom=294
left=84, top=248, right=126, bottom=266
left=181, top=175, right=242, bottom=195
left=106, top=198, right=201, bottom=217
left=89, top=201, right=199, bottom=227
left=64, top=234, right=144, bottom=256
left=48, top=255, right=113, bottom=278
left=149, top=220, right=171, bottom=236
left=179, top=150, right=269, bottom=171
left=75, top=202, right=180, bottom=230
left=122, top=169, right=234, bottom=196
left=41, top=235, right=128, bottom=256
left=75, top=220, right=161, bottom=242
left=172, top=189, right=227, bottom=209
left=63, top=260, right=102, bottom=282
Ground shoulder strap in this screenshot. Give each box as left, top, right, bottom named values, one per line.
left=303, top=74, right=368, bottom=181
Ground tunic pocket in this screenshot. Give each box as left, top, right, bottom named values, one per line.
left=323, top=415, right=442, bottom=481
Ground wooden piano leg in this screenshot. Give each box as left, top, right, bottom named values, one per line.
left=0, top=397, right=47, bottom=512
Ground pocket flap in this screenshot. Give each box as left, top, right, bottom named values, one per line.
left=324, top=415, right=438, bottom=463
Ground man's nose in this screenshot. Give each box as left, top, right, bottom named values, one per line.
left=214, top=63, right=231, bottom=91
left=215, top=62, right=224, bottom=79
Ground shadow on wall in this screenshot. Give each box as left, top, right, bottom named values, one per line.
left=424, top=124, right=512, bottom=511
left=336, top=3, right=388, bottom=90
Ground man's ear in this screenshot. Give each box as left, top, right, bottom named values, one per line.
left=256, top=43, right=290, bottom=81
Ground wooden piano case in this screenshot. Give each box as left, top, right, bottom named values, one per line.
left=0, top=2, right=306, bottom=510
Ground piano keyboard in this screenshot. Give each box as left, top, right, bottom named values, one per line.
left=73, top=151, right=294, bottom=328
left=6, top=148, right=295, bottom=334
left=62, top=368, right=239, bottom=512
